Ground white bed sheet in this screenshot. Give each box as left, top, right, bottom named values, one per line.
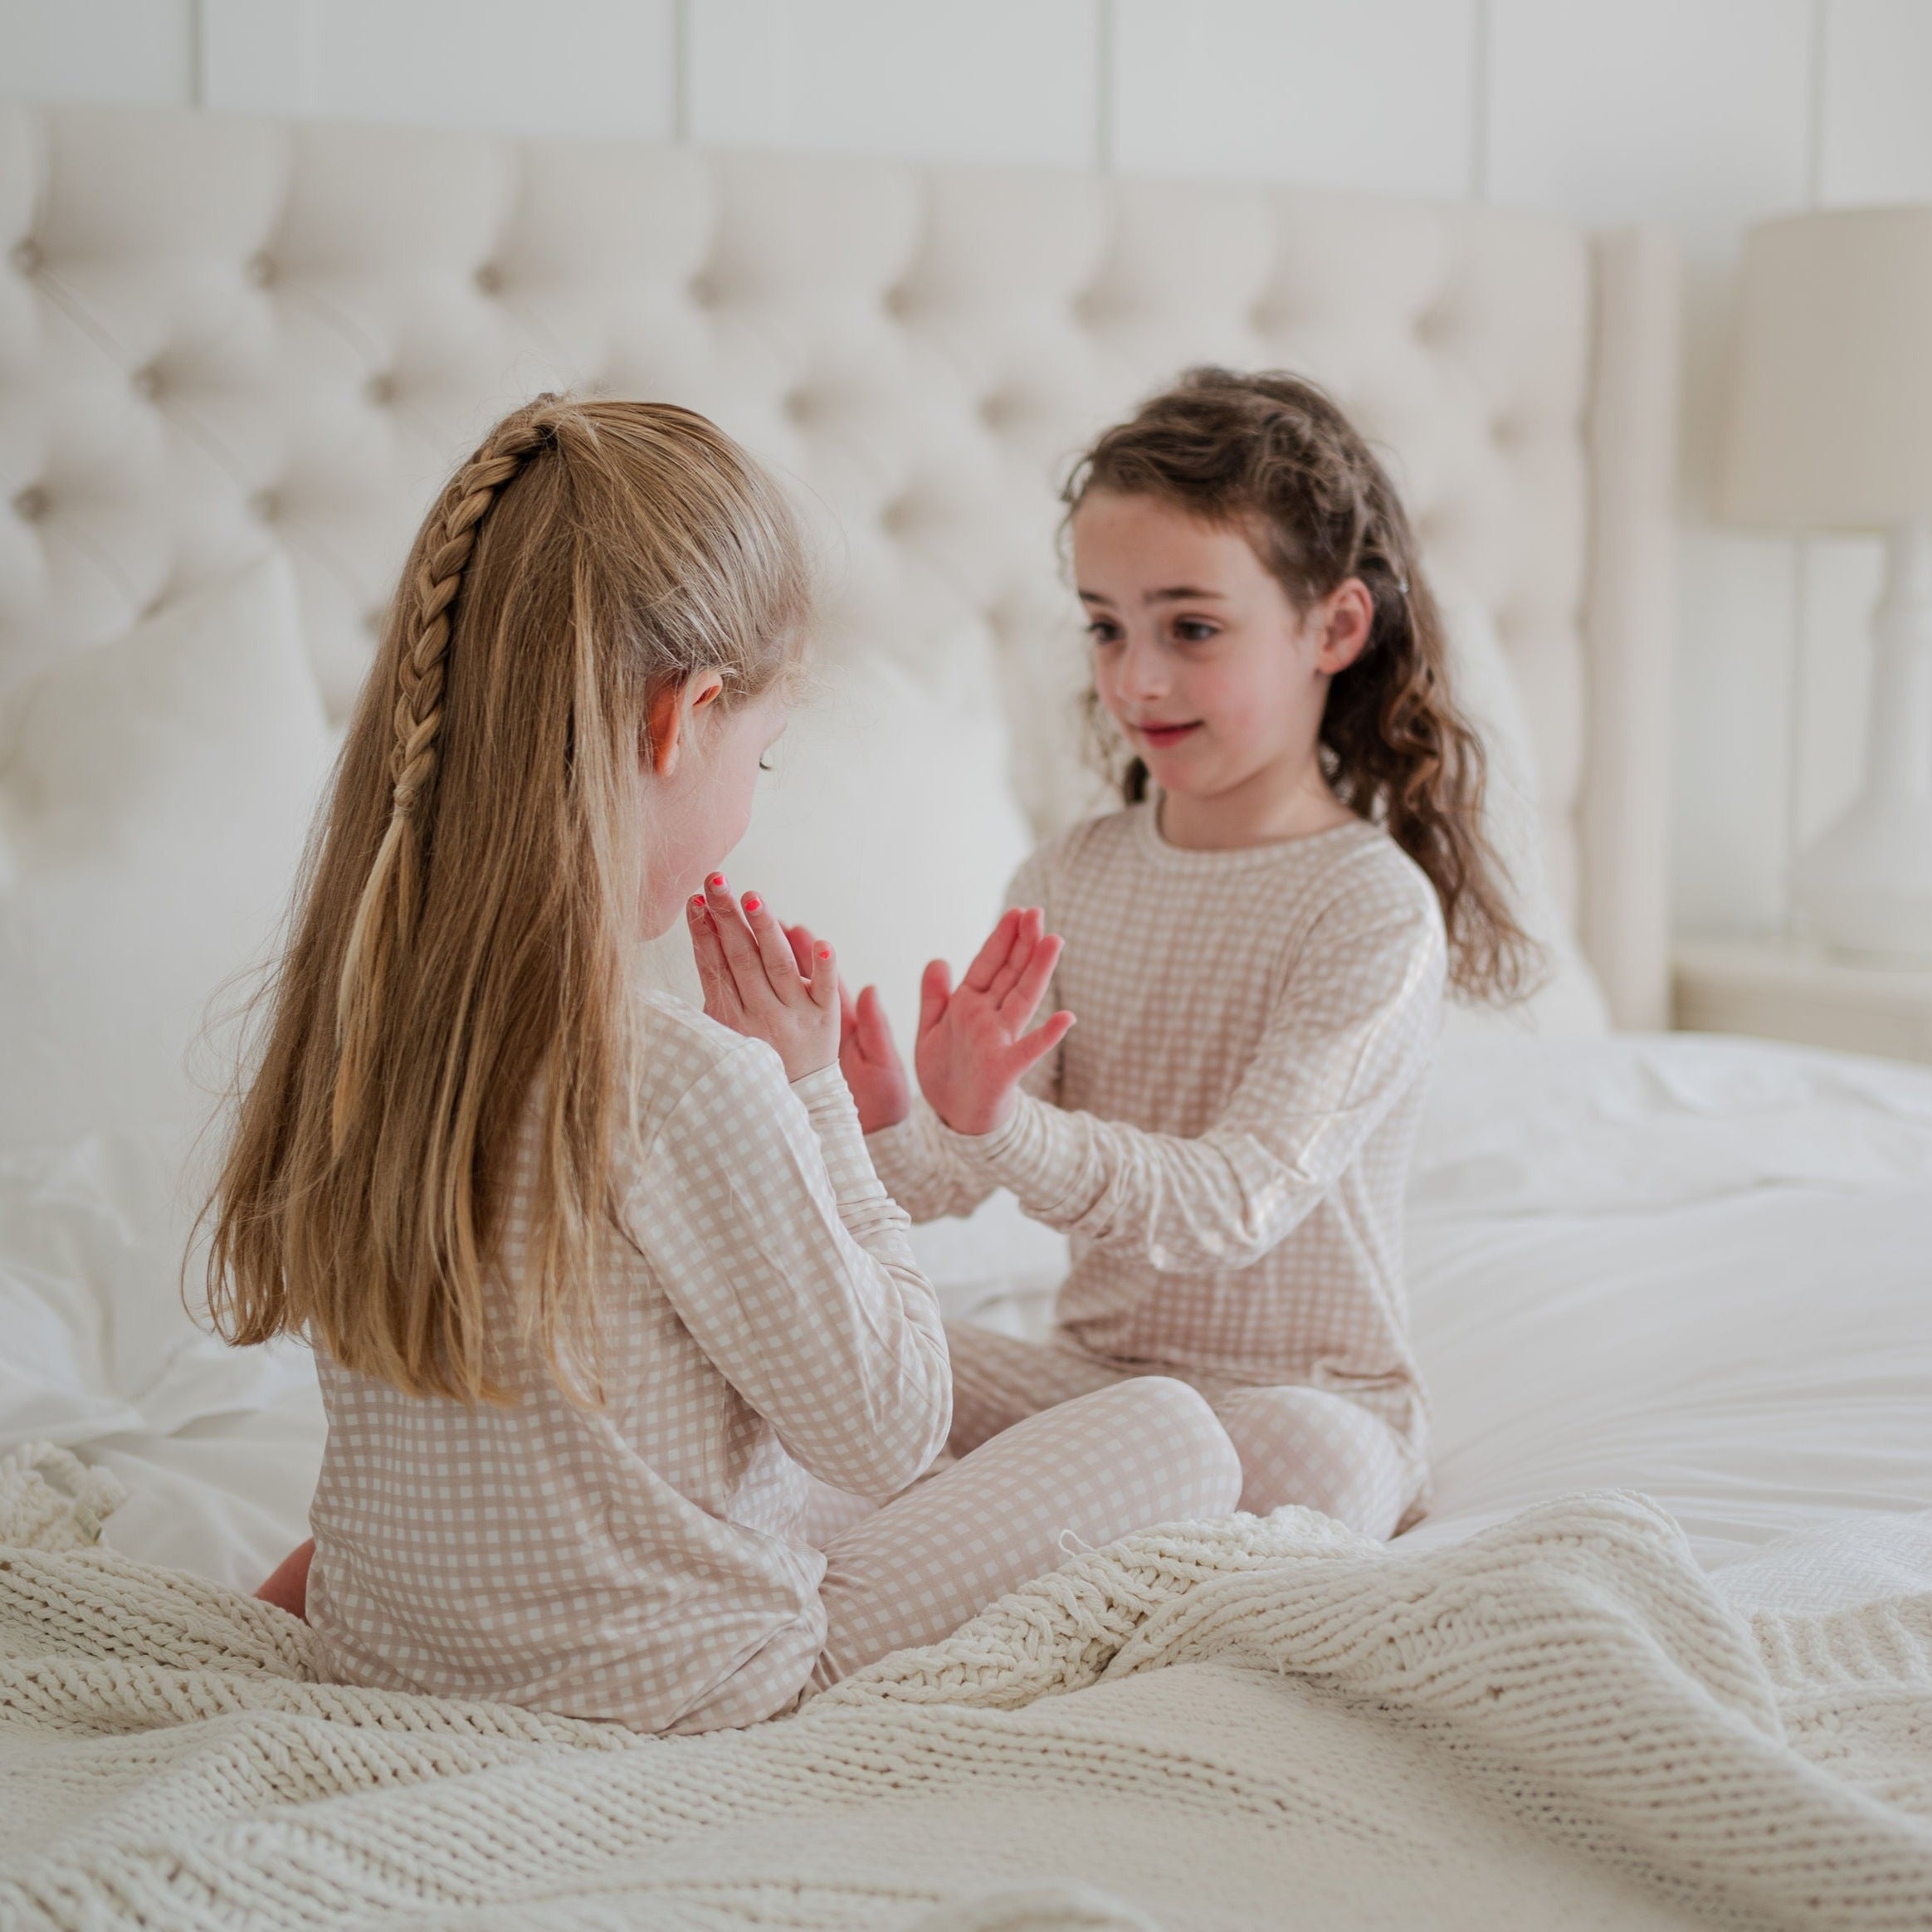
left=1404, top=1037, right=1932, bottom=1566
left=7, top=1032, right=1930, bottom=1599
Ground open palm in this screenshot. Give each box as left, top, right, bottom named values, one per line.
left=915, top=906, right=1074, bottom=1137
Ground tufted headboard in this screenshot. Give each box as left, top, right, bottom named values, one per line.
left=0, top=104, right=1677, bottom=1026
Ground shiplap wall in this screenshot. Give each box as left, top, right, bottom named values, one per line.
left=5, top=0, right=1931, bottom=943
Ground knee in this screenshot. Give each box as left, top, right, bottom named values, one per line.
left=1106, top=1376, right=1244, bottom=1516
left=1219, top=1388, right=1410, bottom=1535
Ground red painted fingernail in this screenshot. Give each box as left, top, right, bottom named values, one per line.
left=690, top=895, right=705, bottom=911
left=743, top=893, right=762, bottom=914
left=707, top=874, right=725, bottom=889
left=817, top=946, right=832, bottom=960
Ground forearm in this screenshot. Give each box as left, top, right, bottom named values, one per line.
left=793, top=1067, right=923, bottom=1257
left=656, top=1063, right=951, bottom=1496
left=934, top=1092, right=1333, bottom=1275
left=864, top=1100, right=998, bottom=1222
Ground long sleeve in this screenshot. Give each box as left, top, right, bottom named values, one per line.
left=931, top=892, right=1444, bottom=1287
left=865, top=1100, right=988, bottom=1222
left=865, top=846, right=1064, bottom=1222
left=626, top=1044, right=950, bottom=1499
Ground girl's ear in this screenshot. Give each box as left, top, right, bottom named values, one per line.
left=1315, top=578, right=1376, bottom=676
left=644, top=671, right=727, bottom=778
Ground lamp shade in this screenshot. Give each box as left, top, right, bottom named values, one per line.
left=1721, top=205, right=1932, bottom=530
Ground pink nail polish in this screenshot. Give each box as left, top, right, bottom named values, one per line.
left=743, top=893, right=762, bottom=914
left=817, top=946, right=832, bottom=960
left=707, top=873, right=725, bottom=890
left=690, top=895, right=705, bottom=911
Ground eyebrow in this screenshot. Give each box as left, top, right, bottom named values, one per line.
left=1077, top=586, right=1231, bottom=607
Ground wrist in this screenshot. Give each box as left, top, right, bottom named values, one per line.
left=930, top=1087, right=1018, bottom=1140
left=857, top=1094, right=910, bottom=1135
left=783, top=1046, right=839, bottom=1084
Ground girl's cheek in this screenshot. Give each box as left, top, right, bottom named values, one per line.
left=1092, top=654, right=1129, bottom=721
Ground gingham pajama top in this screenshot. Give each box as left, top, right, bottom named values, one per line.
left=869, top=802, right=1445, bottom=1461
left=306, top=987, right=950, bottom=1734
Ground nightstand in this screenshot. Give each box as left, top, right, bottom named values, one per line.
left=1672, top=937, right=1932, bottom=1066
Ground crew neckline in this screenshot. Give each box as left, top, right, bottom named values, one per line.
left=1131, top=793, right=1378, bottom=871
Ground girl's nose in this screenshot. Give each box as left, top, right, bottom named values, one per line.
left=1119, top=637, right=1168, bottom=703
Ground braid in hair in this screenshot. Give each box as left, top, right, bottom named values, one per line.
left=331, top=400, right=562, bottom=1151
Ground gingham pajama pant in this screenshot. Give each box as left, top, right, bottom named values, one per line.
left=807, top=1371, right=1242, bottom=1685
left=939, top=1321, right=1414, bottom=1543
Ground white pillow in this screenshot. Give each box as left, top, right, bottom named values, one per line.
left=0, top=554, right=334, bottom=1443
left=637, top=645, right=1073, bottom=1301
left=645, top=647, right=1037, bottom=1048
left=1437, top=599, right=1610, bottom=1041
left=0, top=553, right=334, bottom=1158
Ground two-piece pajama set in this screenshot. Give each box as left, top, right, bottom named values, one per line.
left=869, top=803, right=1447, bottom=1539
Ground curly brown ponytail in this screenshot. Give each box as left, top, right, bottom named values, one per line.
left=1064, top=367, right=1539, bottom=1005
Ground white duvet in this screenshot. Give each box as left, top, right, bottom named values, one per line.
left=2, top=1030, right=1930, bottom=1597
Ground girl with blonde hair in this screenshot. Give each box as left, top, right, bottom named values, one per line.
left=843, top=368, right=1539, bottom=1541
left=218, top=396, right=1240, bottom=1734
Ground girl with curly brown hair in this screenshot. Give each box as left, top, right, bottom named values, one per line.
left=845, top=368, right=1539, bottom=1539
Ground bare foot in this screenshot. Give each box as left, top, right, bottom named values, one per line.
left=256, top=1538, right=315, bottom=1621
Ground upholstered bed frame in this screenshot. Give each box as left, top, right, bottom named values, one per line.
left=0, top=103, right=1677, bottom=1025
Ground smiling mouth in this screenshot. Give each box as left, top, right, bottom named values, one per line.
left=1134, top=720, right=1203, bottom=748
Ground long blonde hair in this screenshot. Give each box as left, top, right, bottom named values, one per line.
left=206, top=396, right=807, bottom=1405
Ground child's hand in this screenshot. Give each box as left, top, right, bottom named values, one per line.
left=688, top=874, right=838, bottom=1082
left=838, top=981, right=910, bottom=1134
left=915, top=907, right=1074, bottom=1138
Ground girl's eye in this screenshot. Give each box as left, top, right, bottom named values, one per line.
left=1173, top=620, right=1218, bottom=644
left=1086, top=621, right=1124, bottom=646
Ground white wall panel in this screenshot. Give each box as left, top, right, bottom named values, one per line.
left=199, top=0, right=306, bottom=114
left=1487, top=0, right=1811, bottom=246
left=1110, top=0, right=1476, bottom=198
left=688, top=0, right=1097, bottom=167
left=202, top=0, right=677, bottom=141
left=1488, top=0, right=1814, bottom=935
left=0, top=0, right=193, bottom=105
left=1820, top=0, right=1932, bottom=204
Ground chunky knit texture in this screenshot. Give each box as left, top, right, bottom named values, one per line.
left=2, top=1449, right=1928, bottom=1931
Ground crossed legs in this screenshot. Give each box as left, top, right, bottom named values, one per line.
left=813, top=1373, right=1242, bottom=1684
left=945, top=1320, right=1413, bottom=1540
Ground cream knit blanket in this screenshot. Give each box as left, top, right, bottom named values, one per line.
left=2, top=1441, right=1929, bottom=1932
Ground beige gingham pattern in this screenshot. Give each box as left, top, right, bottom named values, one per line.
left=870, top=803, right=1444, bottom=1531
left=944, top=1323, right=1412, bottom=1539
left=812, top=1374, right=1242, bottom=1683
left=309, top=988, right=954, bottom=1735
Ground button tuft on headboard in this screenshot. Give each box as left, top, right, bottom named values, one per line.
left=0, top=109, right=1674, bottom=1026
